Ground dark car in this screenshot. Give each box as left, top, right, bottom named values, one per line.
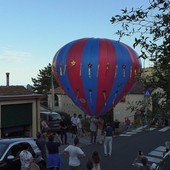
left=0, top=138, right=46, bottom=170
left=40, top=111, right=62, bottom=133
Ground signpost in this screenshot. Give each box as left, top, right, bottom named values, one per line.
left=144, top=90, right=151, bottom=127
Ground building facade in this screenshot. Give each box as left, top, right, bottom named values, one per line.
left=0, top=86, right=44, bottom=138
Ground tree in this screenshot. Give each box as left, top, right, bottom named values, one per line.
left=31, top=63, right=58, bottom=94
left=110, top=0, right=170, bottom=113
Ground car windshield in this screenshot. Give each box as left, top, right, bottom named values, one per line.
left=0, top=143, right=9, bottom=158
left=49, top=114, right=61, bottom=121
left=157, top=155, right=170, bottom=170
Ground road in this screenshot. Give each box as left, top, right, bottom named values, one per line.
left=59, top=126, right=170, bottom=170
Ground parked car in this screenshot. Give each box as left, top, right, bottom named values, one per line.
left=0, top=138, right=46, bottom=170
left=40, top=111, right=62, bottom=133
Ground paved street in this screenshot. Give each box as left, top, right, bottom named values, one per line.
left=58, top=126, right=170, bottom=170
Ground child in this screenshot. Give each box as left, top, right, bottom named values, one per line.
left=92, top=151, right=101, bottom=170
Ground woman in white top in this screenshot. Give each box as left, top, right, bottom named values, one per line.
left=63, top=137, right=85, bottom=170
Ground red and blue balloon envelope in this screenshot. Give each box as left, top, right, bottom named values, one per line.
left=52, top=38, right=141, bottom=116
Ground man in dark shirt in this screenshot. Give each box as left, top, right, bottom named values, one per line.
left=60, top=116, right=68, bottom=145
left=35, top=132, right=46, bottom=160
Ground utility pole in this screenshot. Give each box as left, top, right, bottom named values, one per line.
left=51, top=72, right=55, bottom=112
left=144, top=90, right=151, bottom=127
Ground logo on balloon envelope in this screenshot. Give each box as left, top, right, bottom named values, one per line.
left=52, top=38, right=141, bottom=116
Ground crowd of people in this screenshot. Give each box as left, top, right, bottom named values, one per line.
left=40, top=113, right=114, bottom=169
left=18, top=113, right=115, bottom=170
left=19, top=112, right=170, bottom=170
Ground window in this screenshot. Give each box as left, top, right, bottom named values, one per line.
left=0, top=143, right=8, bottom=158
left=54, top=94, right=59, bottom=106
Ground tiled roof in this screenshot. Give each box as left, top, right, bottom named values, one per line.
left=54, top=87, right=66, bottom=94
left=47, top=86, right=66, bottom=95
left=0, top=86, right=33, bottom=96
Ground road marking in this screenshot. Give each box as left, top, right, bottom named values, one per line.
left=119, top=134, right=132, bottom=136
left=136, top=125, right=147, bottom=130
left=132, top=129, right=142, bottom=132
left=146, top=156, right=162, bottom=163
left=132, top=146, right=166, bottom=167
left=148, top=150, right=164, bottom=157
left=158, top=126, right=170, bottom=132
left=126, top=131, right=137, bottom=135
left=148, top=127, right=156, bottom=131
left=155, top=146, right=166, bottom=152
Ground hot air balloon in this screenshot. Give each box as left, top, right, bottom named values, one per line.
left=52, top=38, right=141, bottom=116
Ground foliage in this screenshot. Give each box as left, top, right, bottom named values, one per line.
left=31, top=63, right=58, bottom=94
left=110, top=0, right=170, bottom=113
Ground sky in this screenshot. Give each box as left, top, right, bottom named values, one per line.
left=0, top=0, right=152, bottom=86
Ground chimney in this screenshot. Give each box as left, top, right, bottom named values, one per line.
left=6, top=72, right=10, bottom=87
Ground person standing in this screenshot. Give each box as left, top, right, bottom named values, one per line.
left=63, top=137, right=85, bottom=170
left=125, top=117, right=130, bottom=130
left=77, top=114, right=83, bottom=137
left=132, top=150, right=145, bottom=167
left=19, top=144, right=33, bottom=170
left=90, top=117, right=98, bottom=144
left=60, top=116, right=68, bottom=145
left=92, top=151, right=101, bottom=170
left=96, top=117, right=104, bottom=144
left=139, top=156, right=151, bottom=170
left=46, top=134, right=63, bottom=170
left=41, top=118, right=49, bottom=133
left=71, top=113, right=78, bottom=138
left=35, top=132, right=47, bottom=160
left=103, top=123, right=113, bottom=157
left=114, top=119, right=120, bottom=135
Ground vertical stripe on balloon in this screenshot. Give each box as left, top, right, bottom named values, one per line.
left=105, top=62, right=110, bottom=76
left=60, top=63, right=62, bottom=76
left=89, top=89, right=92, bottom=104
left=103, top=90, right=106, bottom=105
left=130, top=66, right=132, bottom=78
left=64, top=64, right=67, bottom=75
left=76, top=89, right=79, bottom=102
left=97, top=64, right=100, bottom=77
left=88, top=63, right=92, bottom=78
left=122, top=64, right=126, bottom=77
left=115, top=65, right=118, bottom=78
left=80, top=64, right=82, bottom=76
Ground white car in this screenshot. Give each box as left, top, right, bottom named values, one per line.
left=0, top=138, right=46, bottom=170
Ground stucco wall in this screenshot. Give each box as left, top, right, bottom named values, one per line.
left=114, top=94, right=144, bottom=123
left=48, top=94, right=84, bottom=117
